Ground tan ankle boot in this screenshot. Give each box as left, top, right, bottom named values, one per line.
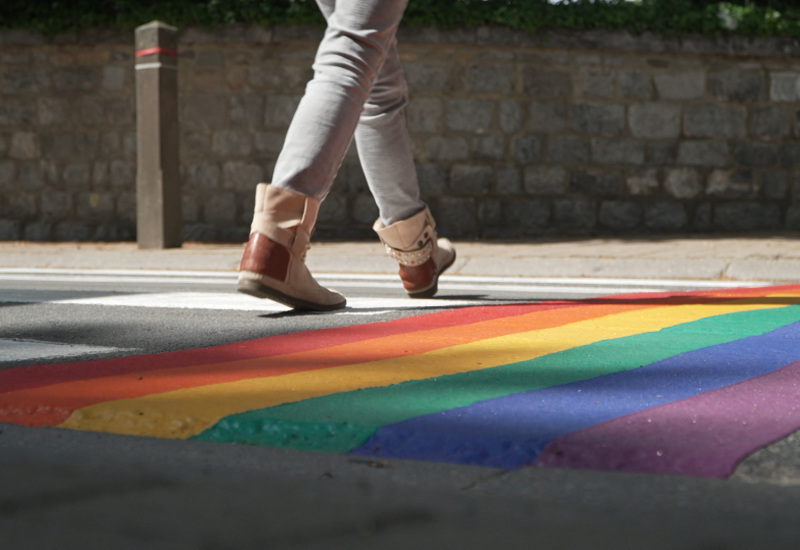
left=237, top=183, right=346, bottom=311
left=374, top=207, right=456, bottom=298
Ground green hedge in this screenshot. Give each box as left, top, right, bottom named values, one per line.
left=2, top=0, right=800, bottom=39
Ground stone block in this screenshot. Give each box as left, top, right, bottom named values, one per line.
left=5, top=194, right=36, bottom=217
left=529, top=101, right=567, bottom=134
left=9, top=132, right=39, bottom=159
left=425, top=137, right=469, bottom=162
left=524, top=165, right=568, bottom=196
left=405, top=64, right=449, bottom=93
left=710, top=70, right=765, bottom=102
left=102, top=66, right=127, bottom=91
left=1, top=68, right=49, bottom=94
left=76, top=192, right=115, bottom=219
left=37, top=98, right=69, bottom=125
left=229, top=95, right=264, bottom=127
left=117, top=192, right=137, bottom=223
left=512, top=137, right=541, bottom=164
left=706, top=169, right=756, bottom=198
left=522, top=68, right=573, bottom=98
left=0, top=99, right=35, bottom=126
left=750, top=106, right=790, bottom=141
left=618, top=70, right=652, bottom=99
left=628, top=103, right=680, bottom=139
left=644, top=201, right=688, bottom=231
left=407, top=98, right=442, bottom=133
left=571, top=103, right=625, bottom=136
left=786, top=205, right=800, bottom=230
left=63, top=163, right=91, bottom=189
left=18, top=161, right=45, bottom=190
left=599, top=200, right=642, bottom=230
left=52, top=67, right=100, bottom=92
left=437, top=196, right=479, bottom=237
left=647, top=141, right=676, bottom=165
left=79, top=96, right=105, bottom=126
left=450, top=164, right=493, bottom=195
left=23, top=222, right=52, bottom=241
left=446, top=99, right=493, bottom=133
left=733, top=142, right=778, bottom=168
left=203, top=192, right=236, bottom=225
left=770, top=72, right=799, bottom=102
left=473, top=136, right=505, bottom=161
left=352, top=194, right=379, bottom=225
left=182, top=93, right=227, bottom=131
left=496, top=166, right=521, bottom=194
left=499, top=100, right=522, bottom=134
left=417, top=163, right=448, bottom=195
left=264, top=95, right=301, bottom=128
left=592, top=138, right=645, bottom=165
left=109, top=160, right=134, bottom=188
left=684, top=104, right=745, bottom=139
left=677, top=141, right=729, bottom=167
left=714, top=202, right=780, bottom=231
left=693, top=202, right=713, bottom=231
left=222, top=161, right=263, bottom=192
left=503, top=198, right=550, bottom=235
left=468, top=65, right=513, bottom=92
left=0, top=220, right=21, bottom=240
left=106, top=98, right=135, bottom=125
left=553, top=198, right=597, bottom=231
left=254, top=131, right=285, bottom=156
left=182, top=195, right=199, bottom=223
left=41, top=191, right=73, bottom=221
left=664, top=168, right=702, bottom=199
left=763, top=170, right=788, bottom=200
left=100, top=133, right=121, bottom=156
left=626, top=168, right=660, bottom=195
left=211, top=130, right=253, bottom=157
left=0, top=162, right=15, bottom=190
left=187, top=163, right=221, bottom=190
left=479, top=199, right=503, bottom=227
left=780, top=142, right=800, bottom=168
left=570, top=170, right=624, bottom=197
left=548, top=137, right=590, bottom=163
left=654, top=71, right=706, bottom=100
left=578, top=66, right=615, bottom=98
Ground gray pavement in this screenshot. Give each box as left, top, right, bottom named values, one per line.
left=2, top=234, right=800, bottom=281
left=4, top=235, right=800, bottom=549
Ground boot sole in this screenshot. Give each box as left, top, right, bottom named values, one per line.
left=237, top=278, right=346, bottom=311
left=407, top=250, right=457, bottom=299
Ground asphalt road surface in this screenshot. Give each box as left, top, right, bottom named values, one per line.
left=3, top=269, right=800, bottom=549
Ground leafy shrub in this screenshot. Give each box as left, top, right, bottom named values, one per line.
left=2, top=0, right=800, bottom=39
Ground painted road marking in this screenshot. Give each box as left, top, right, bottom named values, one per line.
left=0, top=339, right=123, bottom=363
left=3, top=284, right=800, bottom=479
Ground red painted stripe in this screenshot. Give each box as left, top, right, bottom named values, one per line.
left=135, top=47, right=178, bottom=58
left=0, top=302, right=559, bottom=395
left=0, top=284, right=789, bottom=396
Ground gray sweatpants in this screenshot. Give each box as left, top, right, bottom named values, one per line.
left=271, top=0, right=425, bottom=225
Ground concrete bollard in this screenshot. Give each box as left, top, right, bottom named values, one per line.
left=135, top=21, right=182, bottom=249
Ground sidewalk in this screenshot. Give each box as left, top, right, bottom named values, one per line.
left=1, top=235, right=800, bottom=281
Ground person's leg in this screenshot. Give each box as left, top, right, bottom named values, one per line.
left=355, top=30, right=456, bottom=298
left=238, top=0, right=409, bottom=310
left=271, top=0, right=409, bottom=200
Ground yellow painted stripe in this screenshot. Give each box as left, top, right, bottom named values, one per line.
left=60, top=297, right=790, bottom=439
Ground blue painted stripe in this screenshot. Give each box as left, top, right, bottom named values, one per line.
left=350, top=318, right=800, bottom=469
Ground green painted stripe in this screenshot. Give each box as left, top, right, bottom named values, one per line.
left=193, top=305, right=800, bottom=453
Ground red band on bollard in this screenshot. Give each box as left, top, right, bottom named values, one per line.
left=135, top=47, right=178, bottom=58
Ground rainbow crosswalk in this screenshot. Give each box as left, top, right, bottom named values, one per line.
left=3, top=284, right=800, bottom=478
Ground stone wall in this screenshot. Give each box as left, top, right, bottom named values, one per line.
left=1, top=25, right=800, bottom=242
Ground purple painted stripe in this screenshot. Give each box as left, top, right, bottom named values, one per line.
left=535, top=359, right=800, bottom=478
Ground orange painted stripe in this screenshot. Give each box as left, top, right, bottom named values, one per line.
left=0, top=285, right=787, bottom=428
left=2, top=301, right=648, bottom=427
left=0, top=302, right=553, bottom=394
